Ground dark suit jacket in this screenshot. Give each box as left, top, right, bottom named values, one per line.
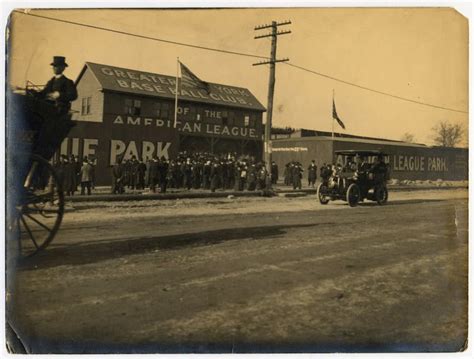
left=40, top=75, right=78, bottom=113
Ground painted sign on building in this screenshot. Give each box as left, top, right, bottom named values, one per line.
left=86, top=62, right=266, bottom=111
left=335, top=154, right=449, bottom=173
left=110, top=115, right=260, bottom=139
left=271, top=138, right=467, bottom=181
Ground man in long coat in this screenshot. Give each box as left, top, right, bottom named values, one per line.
left=38, top=56, right=78, bottom=114
left=292, top=162, right=303, bottom=190
left=148, top=156, right=159, bottom=193
left=63, top=155, right=77, bottom=196
left=80, top=158, right=94, bottom=195
left=308, top=160, right=318, bottom=188
left=111, top=157, right=125, bottom=194
left=210, top=160, right=222, bottom=193
left=271, top=161, right=279, bottom=185
left=158, top=157, right=169, bottom=193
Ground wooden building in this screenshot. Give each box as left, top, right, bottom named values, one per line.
left=61, top=62, right=266, bottom=184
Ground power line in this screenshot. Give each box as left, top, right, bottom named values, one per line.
left=284, top=63, right=468, bottom=114
left=11, top=10, right=269, bottom=60
left=12, top=10, right=468, bottom=115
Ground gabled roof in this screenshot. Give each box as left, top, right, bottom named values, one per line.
left=76, top=62, right=266, bottom=112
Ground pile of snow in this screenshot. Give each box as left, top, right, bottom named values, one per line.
left=389, top=179, right=467, bottom=187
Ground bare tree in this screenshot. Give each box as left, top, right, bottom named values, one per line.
left=400, top=132, right=416, bottom=143
left=432, top=121, right=464, bottom=147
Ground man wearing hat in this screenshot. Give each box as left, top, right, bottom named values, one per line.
left=39, top=56, right=78, bottom=114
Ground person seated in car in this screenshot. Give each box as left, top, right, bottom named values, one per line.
left=353, top=155, right=370, bottom=183
left=342, top=156, right=357, bottom=176
left=320, top=163, right=330, bottom=184
left=359, top=156, right=371, bottom=171
left=332, top=163, right=345, bottom=190
left=328, top=164, right=338, bottom=189
left=370, top=154, right=388, bottom=182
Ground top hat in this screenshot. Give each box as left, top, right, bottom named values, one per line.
left=50, top=56, right=68, bottom=67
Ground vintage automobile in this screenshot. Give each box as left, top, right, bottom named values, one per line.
left=317, top=150, right=390, bottom=207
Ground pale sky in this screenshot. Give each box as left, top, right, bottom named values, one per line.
left=7, top=8, right=469, bottom=146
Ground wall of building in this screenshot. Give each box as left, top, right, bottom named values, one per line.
left=63, top=91, right=178, bottom=185
left=71, top=68, right=104, bottom=122
left=333, top=140, right=468, bottom=181
left=272, top=137, right=468, bottom=181
left=272, top=138, right=333, bottom=180
left=101, top=92, right=264, bottom=139
left=64, top=92, right=264, bottom=185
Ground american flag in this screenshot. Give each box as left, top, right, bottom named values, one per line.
left=332, top=99, right=346, bottom=130
left=180, top=62, right=210, bottom=94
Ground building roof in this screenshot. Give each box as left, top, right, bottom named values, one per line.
left=272, top=127, right=431, bottom=147
left=273, top=136, right=428, bottom=148
left=292, top=128, right=428, bottom=145
left=334, top=149, right=389, bottom=156
left=76, top=62, right=266, bottom=112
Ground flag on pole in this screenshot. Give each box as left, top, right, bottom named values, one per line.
left=179, top=62, right=210, bottom=93
left=332, top=99, right=346, bottom=130
left=174, top=58, right=179, bottom=128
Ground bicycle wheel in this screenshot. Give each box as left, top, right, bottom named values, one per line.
left=17, top=154, right=64, bottom=257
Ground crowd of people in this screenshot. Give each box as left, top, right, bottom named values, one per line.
left=283, top=155, right=389, bottom=191
left=54, top=155, right=96, bottom=196
left=283, top=160, right=321, bottom=190
left=53, top=153, right=387, bottom=196
left=111, top=152, right=280, bottom=194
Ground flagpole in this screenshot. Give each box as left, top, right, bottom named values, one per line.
left=332, top=89, right=335, bottom=139
left=174, top=57, right=179, bottom=128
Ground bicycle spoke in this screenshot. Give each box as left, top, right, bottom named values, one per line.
left=23, top=212, right=52, bottom=233
left=20, top=215, right=39, bottom=249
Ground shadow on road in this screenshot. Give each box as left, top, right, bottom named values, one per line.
left=16, top=222, right=330, bottom=270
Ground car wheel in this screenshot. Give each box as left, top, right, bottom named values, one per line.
left=346, top=183, right=360, bottom=207
left=317, top=183, right=330, bottom=205
left=375, top=185, right=388, bottom=205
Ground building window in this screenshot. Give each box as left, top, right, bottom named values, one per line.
left=222, top=111, right=228, bottom=126
left=154, top=102, right=172, bottom=119
left=250, top=114, right=257, bottom=127
left=161, top=103, right=169, bottom=119
left=81, top=97, right=91, bottom=115
left=133, top=100, right=141, bottom=116
left=244, top=115, right=250, bottom=127
left=125, top=98, right=141, bottom=116
left=154, top=102, right=161, bottom=117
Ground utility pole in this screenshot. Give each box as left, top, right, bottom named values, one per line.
left=254, top=20, right=291, bottom=189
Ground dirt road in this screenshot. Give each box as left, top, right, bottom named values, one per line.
left=7, top=189, right=468, bottom=353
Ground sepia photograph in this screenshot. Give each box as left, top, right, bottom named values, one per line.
left=3, top=5, right=469, bottom=354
